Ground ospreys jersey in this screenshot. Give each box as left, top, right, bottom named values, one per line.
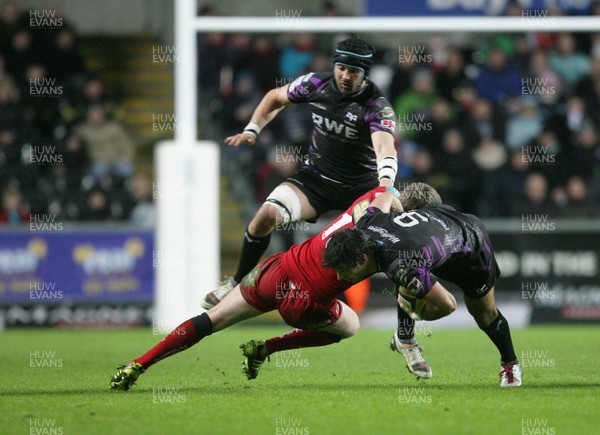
left=357, top=204, right=500, bottom=297
left=286, top=71, right=396, bottom=185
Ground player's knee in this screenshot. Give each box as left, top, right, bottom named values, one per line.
left=443, top=293, right=457, bottom=316
left=422, top=294, right=456, bottom=320
left=472, top=307, right=499, bottom=329
left=250, top=205, right=280, bottom=236
left=338, top=311, right=360, bottom=338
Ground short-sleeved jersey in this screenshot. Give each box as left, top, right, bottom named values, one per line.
left=280, top=186, right=387, bottom=302
left=356, top=204, right=498, bottom=296
left=286, top=71, right=396, bottom=185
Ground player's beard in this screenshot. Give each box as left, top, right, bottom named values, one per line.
left=336, top=78, right=361, bottom=96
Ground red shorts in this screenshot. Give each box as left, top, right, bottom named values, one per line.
left=239, top=253, right=342, bottom=329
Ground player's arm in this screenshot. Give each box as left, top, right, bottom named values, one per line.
left=372, top=131, right=398, bottom=187
left=224, top=85, right=292, bottom=147
left=368, top=187, right=403, bottom=214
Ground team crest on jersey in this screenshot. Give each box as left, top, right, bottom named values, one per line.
left=345, top=112, right=358, bottom=122
left=381, top=106, right=394, bottom=118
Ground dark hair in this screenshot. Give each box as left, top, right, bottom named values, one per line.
left=323, top=228, right=378, bottom=270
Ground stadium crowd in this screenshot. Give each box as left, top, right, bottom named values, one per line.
left=200, top=2, right=600, bottom=219
left=0, top=0, right=599, bottom=225
left=0, top=1, right=151, bottom=226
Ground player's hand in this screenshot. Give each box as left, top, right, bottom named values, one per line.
left=224, top=131, right=256, bottom=146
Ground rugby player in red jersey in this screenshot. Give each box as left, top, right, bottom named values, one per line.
left=110, top=186, right=419, bottom=390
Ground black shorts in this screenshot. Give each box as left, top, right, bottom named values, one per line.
left=433, top=231, right=501, bottom=299
left=286, top=169, right=378, bottom=217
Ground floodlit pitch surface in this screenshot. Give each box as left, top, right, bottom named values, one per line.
left=1, top=325, right=598, bottom=434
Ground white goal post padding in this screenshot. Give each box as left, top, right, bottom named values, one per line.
left=155, top=142, right=219, bottom=329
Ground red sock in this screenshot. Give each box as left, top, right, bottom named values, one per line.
left=265, top=329, right=342, bottom=355
left=134, top=318, right=202, bottom=369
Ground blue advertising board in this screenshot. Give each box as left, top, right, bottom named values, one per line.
left=0, top=231, right=154, bottom=305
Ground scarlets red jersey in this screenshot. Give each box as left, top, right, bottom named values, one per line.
left=280, top=186, right=387, bottom=302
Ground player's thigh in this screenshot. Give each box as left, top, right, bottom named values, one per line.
left=280, top=181, right=318, bottom=220
left=423, top=281, right=457, bottom=315
left=320, top=300, right=359, bottom=338
left=207, top=285, right=263, bottom=332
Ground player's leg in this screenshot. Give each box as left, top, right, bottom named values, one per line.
left=393, top=282, right=455, bottom=378
left=464, top=287, right=521, bottom=387
left=240, top=300, right=357, bottom=380
left=398, top=281, right=457, bottom=321
left=390, top=306, right=432, bottom=379
left=110, top=285, right=262, bottom=390
left=201, top=181, right=317, bottom=309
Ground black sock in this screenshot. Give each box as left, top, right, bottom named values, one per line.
left=481, top=310, right=518, bottom=364
left=233, top=228, right=272, bottom=284
left=190, top=312, right=213, bottom=339
left=397, top=304, right=415, bottom=341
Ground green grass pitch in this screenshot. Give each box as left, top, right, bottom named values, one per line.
left=1, top=324, right=598, bottom=434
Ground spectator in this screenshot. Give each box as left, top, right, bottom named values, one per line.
left=480, top=149, right=530, bottom=217
left=0, top=127, right=23, bottom=182
left=250, top=36, right=279, bottom=93
left=75, top=104, right=134, bottom=182
left=401, top=146, right=436, bottom=186
left=125, top=173, right=155, bottom=228
left=61, top=132, right=90, bottom=188
left=474, top=46, right=522, bottom=106
left=549, top=33, right=590, bottom=90
left=80, top=186, right=111, bottom=221
left=523, top=129, right=565, bottom=188
left=0, top=0, right=24, bottom=55
left=434, top=128, right=481, bottom=213
left=435, top=48, right=466, bottom=101
left=0, top=75, right=26, bottom=133
left=0, top=185, right=29, bottom=224
left=505, top=97, right=543, bottom=151
left=279, top=33, right=315, bottom=78
left=197, top=32, right=227, bottom=95
left=575, top=56, right=600, bottom=100
left=45, top=28, right=85, bottom=83
left=21, top=63, right=61, bottom=140
left=515, top=172, right=559, bottom=216
left=526, top=49, right=563, bottom=111
left=394, top=68, right=437, bottom=141
left=419, top=97, right=455, bottom=156
left=388, top=53, right=417, bottom=106
left=544, top=96, right=594, bottom=148
left=62, top=76, right=119, bottom=126
left=472, top=138, right=507, bottom=173
left=571, top=124, right=600, bottom=181
left=559, top=176, right=597, bottom=217
left=220, top=72, right=262, bottom=137
left=458, top=97, right=506, bottom=146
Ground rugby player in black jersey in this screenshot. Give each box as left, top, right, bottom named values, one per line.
left=203, top=36, right=398, bottom=308
left=324, top=183, right=522, bottom=387
left=202, top=36, right=430, bottom=380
